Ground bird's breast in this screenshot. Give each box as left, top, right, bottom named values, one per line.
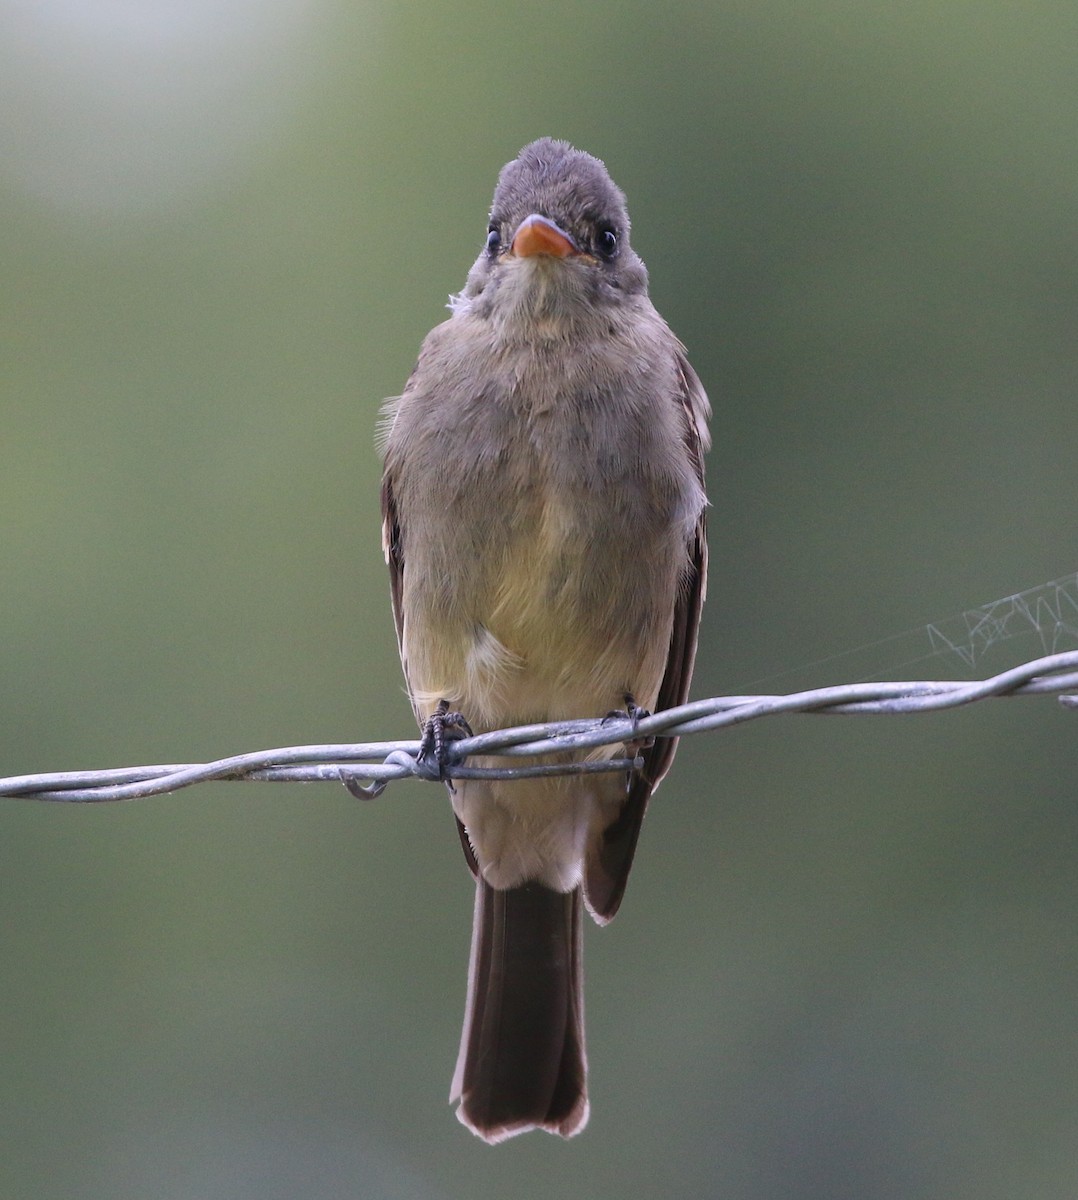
left=392, top=320, right=696, bottom=725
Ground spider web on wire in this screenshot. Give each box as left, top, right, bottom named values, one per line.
left=738, top=572, right=1078, bottom=692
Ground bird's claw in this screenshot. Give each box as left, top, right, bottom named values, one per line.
left=602, top=694, right=655, bottom=749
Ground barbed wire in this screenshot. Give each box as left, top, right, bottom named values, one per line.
left=2, top=651, right=1075, bottom=806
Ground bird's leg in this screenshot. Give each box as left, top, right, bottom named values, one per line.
left=418, top=699, right=473, bottom=789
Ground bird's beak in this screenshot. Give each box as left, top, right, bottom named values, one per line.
left=510, top=213, right=580, bottom=259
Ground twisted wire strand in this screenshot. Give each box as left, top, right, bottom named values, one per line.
left=2, top=651, right=1076, bottom=804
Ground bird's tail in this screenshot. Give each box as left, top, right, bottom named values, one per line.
left=450, top=878, right=588, bottom=1143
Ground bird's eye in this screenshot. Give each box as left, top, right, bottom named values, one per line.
left=485, top=226, right=501, bottom=255
left=595, top=227, right=618, bottom=260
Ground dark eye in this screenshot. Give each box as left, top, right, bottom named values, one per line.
left=485, top=225, right=501, bottom=255
left=595, top=226, right=618, bottom=260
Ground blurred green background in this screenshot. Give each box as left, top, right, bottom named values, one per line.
left=3, top=1, right=1077, bottom=1196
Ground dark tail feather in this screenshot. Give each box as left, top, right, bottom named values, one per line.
left=450, top=879, right=588, bottom=1143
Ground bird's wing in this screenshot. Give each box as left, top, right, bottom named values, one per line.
left=380, top=471, right=412, bottom=714
left=383, top=431, right=481, bottom=878
left=584, top=348, right=709, bottom=923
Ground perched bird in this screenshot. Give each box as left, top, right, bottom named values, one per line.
left=380, top=138, right=709, bottom=1142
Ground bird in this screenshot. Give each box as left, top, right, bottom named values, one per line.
left=379, top=137, right=710, bottom=1143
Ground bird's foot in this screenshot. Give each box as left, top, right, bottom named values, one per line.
left=418, top=699, right=473, bottom=790
left=602, top=693, right=655, bottom=750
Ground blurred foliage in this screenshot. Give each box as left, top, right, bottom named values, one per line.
left=2, top=1, right=1077, bottom=1196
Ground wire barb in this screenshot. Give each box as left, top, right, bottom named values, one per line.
left=1, top=652, right=1075, bottom=804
